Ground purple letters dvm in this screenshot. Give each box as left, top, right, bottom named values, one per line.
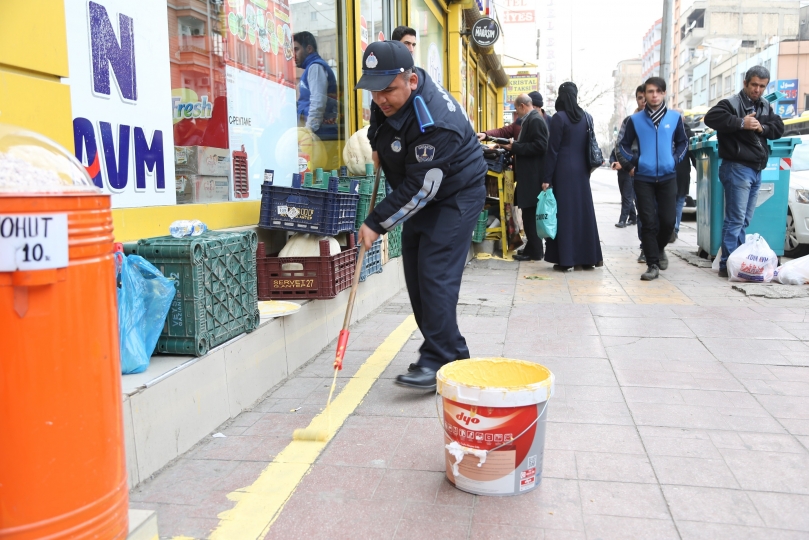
left=73, top=1, right=166, bottom=193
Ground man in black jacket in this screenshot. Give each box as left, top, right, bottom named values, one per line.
left=501, top=93, right=549, bottom=261
left=704, top=66, right=785, bottom=277
left=357, top=41, right=487, bottom=391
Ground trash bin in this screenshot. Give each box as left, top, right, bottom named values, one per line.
left=693, top=133, right=800, bottom=258
left=0, top=125, right=128, bottom=539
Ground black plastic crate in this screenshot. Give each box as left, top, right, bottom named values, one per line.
left=259, top=174, right=359, bottom=235
left=123, top=231, right=259, bottom=356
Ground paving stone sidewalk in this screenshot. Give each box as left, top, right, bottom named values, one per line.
left=131, top=169, right=809, bottom=539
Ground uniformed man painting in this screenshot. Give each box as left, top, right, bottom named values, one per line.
left=356, top=41, right=487, bottom=391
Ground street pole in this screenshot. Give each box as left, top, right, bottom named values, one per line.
left=660, top=0, right=673, bottom=97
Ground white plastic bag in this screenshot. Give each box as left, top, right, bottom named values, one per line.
left=774, top=254, right=809, bottom=285
left=727, top=234, right=778, bottom=283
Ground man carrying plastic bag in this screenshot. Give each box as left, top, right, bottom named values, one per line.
left=726, top=233, right=778, bottom=283
left=116, top=253, right=176, bottom=374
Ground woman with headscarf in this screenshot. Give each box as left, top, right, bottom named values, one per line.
left=542, top=82, right=603, bottom=270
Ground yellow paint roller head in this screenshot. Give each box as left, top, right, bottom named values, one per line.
left=292, top=428, right=329, bottom=442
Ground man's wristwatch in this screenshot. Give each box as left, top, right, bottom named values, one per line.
left=741, top=118, right=746, bottom=129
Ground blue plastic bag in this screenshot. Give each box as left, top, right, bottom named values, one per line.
left=536, top=188, right=558, bottom=240
left=115, top=253, right=176, bottom=374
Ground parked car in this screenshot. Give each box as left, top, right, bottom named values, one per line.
left=786, top=135, right=809, bottom=257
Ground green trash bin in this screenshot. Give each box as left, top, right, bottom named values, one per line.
left=692, top=133, right=800, bottom=258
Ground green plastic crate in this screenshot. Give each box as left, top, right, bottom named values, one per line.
left=355, top=177, right=387, bottom=229
left=123, top=230, right=260, bottom=356
left=472, top=210, right=489, bottom=243
left=388, top=224, right=402, bottom=258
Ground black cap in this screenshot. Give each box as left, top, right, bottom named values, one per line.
left=356, top=41, right=415, bottom=92
left=528, top=91, right=543, bottom=108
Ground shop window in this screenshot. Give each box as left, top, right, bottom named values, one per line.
left=166, top=0, right=347, bottom=207
left=410, top=0, right=445, bottom=86
left=360, top=0, right=397, bottom=126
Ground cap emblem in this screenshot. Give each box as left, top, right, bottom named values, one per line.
left=366, top=53, right=378, bottom=69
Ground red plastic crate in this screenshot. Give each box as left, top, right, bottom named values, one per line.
left=233, top=145, right=249, bottom=199
left=256, top=235, right=358, bottom=299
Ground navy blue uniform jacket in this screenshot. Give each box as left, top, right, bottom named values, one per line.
left=365, top=68, right=487, bottom=234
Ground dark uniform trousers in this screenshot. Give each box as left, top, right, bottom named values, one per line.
left=402, top=184, right=487, bottom=371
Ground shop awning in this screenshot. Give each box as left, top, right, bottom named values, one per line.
left=462, top=8, right=509, bottom=88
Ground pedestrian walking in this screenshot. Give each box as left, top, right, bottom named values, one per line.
left=356, top=41, right=487, bottom=391
left=617, top=77, right=689, bottom=281
left=704, top=66, right=785, bottom=278
left=612, top=86, right=646, bottom=261
left=610, top=85, right=645, bottom=229
left=500, top=93, right=549, bottom=261
left=542, top=82, right=603, bottom=271
left=673, top=121, right=696, bottom=242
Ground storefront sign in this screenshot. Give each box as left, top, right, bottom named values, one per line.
left=502, top=0, right=535, bottom=23
left=506, top=74, right=539, bottom=108
left=66, top=0, right=176, bottom=209
left=471, top=18, right=500, bottom=48
left=776, top=79, right=799, bottom=118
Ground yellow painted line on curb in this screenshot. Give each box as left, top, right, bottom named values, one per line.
left=204, top=315, right=418, bottom=540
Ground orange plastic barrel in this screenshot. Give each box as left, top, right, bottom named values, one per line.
left=0, top=126, right=128, bottom=539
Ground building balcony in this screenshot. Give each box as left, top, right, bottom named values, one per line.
left=179, top=35, right=208, bottom=54
left=681, top=27, right=706, bottom=47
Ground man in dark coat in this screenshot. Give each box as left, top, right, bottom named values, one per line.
left=528, top=91, right=552, bottom=130
left=501, top=93, right=549, bottom=261
left=357, top=41, right=487, bottom=391
left=704, top=65, right=785, bottom=277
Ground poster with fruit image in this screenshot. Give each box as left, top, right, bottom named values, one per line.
left=225, top=0, right=295, bottom=88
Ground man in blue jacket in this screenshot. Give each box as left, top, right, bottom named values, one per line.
left=356, top=41, right=487, bottom=391
left=293, top=31, right=338, bottom=139
left=618, top=77, right=689, bottom=281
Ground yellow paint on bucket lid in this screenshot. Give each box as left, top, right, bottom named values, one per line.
left=439, top=358, right=551, bottom=390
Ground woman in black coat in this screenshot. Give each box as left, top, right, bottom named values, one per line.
left=542, top=82, right=603, bottom=270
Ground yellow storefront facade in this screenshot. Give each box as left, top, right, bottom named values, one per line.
left=0, top=0, right=506, bottom=242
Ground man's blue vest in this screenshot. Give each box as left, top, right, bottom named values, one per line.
left=297, top=53, right=337, bottom=137
left=631, top=109, right=681, bottom=182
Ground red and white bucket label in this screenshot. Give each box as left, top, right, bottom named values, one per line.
left=443, top=398, right=546, bottom=496
left=780, top=158, right=791, bottom=171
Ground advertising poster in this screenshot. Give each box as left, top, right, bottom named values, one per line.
left=776, top=79, right=799, bottom=118
left=224, top=0, right=300, bottom=191
left=226, top=66, right=297, bottom=195
left=65, top=0, right=176, bottom=208
left=224, top=0, right=296, bottom=88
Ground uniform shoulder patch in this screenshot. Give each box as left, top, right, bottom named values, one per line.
left=415, top=144, right=435, bottom=162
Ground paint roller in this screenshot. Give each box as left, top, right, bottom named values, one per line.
left=292, top=166, right=383, bottom=443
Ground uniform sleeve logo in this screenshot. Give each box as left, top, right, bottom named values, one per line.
left=366, top=53, right=378, bottom=69
left=415, top=144, right=435, bottom=162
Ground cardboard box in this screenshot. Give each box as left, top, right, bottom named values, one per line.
left=174, top=146, right=231, bottom=176
left=176, top=175, right=231, bottom=204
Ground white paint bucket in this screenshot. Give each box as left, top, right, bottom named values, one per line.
left=436, top=358, right=554, bottom=496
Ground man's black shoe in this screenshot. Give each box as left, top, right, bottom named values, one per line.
left=513, top=253, right=542, bottom=261
left=627, top=218, right=637, bottom=225
left=615, top=221, right=627, bottom=228
left=408, top=363, right=419, bottom=372
left=395, top=367, right=437, bottom=390
left=718, top=268, right=728, bottom=278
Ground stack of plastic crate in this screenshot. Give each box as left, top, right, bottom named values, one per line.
left=123, top=230, right=260, bottom=357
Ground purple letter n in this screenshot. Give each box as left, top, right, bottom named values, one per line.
left=89, top=1, right=137, bottom=101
